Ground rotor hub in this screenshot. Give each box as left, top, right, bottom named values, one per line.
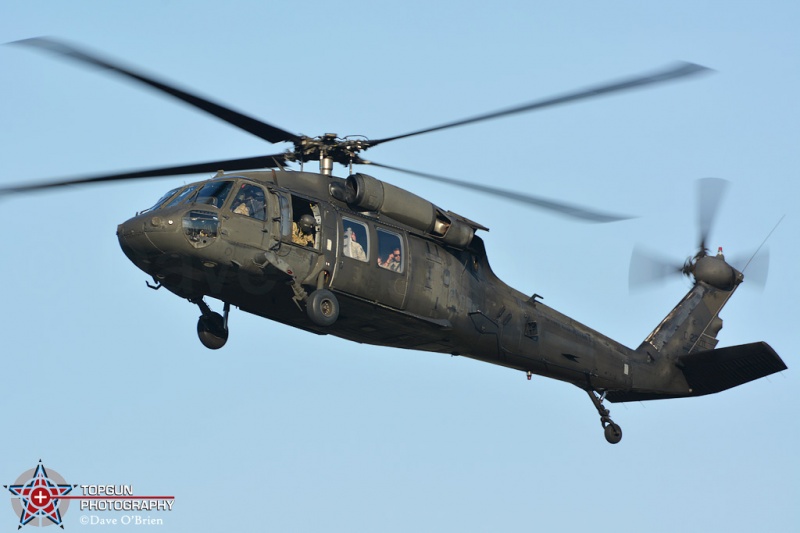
left=689, top=253, right=742, bottom=291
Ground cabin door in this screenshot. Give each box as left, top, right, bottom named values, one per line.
left=330, top=216, right=408, bottom=310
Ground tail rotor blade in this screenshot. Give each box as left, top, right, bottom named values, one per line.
left=732, top=248, right=770, bottom=289
left=729, top=215, right=782, bottom=289
left=697, top=177, right=728, bottom=253
left=629, top=245, right=683, bottom=290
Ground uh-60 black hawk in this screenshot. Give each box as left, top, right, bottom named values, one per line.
left=3, top=38, right=786, bottom=443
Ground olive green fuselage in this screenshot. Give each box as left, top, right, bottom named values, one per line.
left=118, top=170, right=691, bottom=397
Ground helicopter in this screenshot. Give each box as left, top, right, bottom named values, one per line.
left=2, top=38, right=786, bottom=444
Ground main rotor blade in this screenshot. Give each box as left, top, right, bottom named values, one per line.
left=11, top=37, right=302, bottom=145
left=0, top=154, right=288, bottom=195
left=357, top=159, right=632, bottom=223
left=697, top=177, right=728, bottom=252
left=366, top=62, right=712, bottom=147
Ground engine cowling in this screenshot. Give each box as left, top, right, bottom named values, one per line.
left=345, top=173, right=476, bottom=249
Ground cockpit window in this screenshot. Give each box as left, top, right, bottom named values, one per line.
left=163, top=184, right=200, bottom=209
left=194, top=180, right=234, bottom=208
left=230, top=183, right=267, bottom=221
left=143, top=187, right=181, bottom=213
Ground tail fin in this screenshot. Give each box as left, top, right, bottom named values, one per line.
left=636, top=280, right=733, bottom=358
left=616, top=255, right=788, bottom=403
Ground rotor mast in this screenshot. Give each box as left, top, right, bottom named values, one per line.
left=319, top=133, right=338, bottom=176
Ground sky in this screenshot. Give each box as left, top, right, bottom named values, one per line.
left=1, top=1, right=798, bottom=531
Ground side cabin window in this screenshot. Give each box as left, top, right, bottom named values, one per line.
left=376, top=228, right=404, bottom=273
left=230, top=183, right=267, bottom=221
left=342, top=217, right=369, bottom=262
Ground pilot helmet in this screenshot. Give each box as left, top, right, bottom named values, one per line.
left=298, top=214, right=315, bottom=234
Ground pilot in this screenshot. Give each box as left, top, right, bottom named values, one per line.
left=292, top=214, right=316, bottom=246
left=232, top=191, right=251, bottom=216
left=343, top=227, right=367, bottom=261
left=248, top=190, right=266, bottom=220
left=231, top=186, right=266, bottom=219
left=378, top=247, right=401, bottom=271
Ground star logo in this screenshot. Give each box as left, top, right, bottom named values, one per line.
left=5, top=461, right=76, bottom=529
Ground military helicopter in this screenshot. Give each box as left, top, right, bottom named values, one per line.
left=2, top=38, right=786, bottom=444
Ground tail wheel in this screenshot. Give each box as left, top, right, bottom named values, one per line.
left=306, top=289, right=339, bottom=327
left=604, top=422, right=623, bottom=444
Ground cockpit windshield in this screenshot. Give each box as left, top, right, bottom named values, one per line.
left=194, top=181, right=234, bottom=208
left=143, top=187, right=181, bottom=213
left=163, top=184, right=200, bottom=209
left=142, top=180, right=236, bottom=213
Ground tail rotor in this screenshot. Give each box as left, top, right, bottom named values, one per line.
left=629, top=178, right=769, bottom=291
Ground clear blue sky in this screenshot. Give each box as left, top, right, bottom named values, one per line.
left=1, top=1, right=797, bottom=531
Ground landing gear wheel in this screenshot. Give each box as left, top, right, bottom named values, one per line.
left=604, top=422, right=623, bottom=444
left=585, top=389, right=624, bottom=444
left=197, top=311, right=228, bottom=350
left=306, top=289, right=339, bottom=327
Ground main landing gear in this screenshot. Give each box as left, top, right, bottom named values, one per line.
left=305, top=288, right=339, bottom=327
left=586, top=389, right=623, bottom=444
left=193, top=298, right=230, bottom=350
left=295, top=272, right=339, bottom=327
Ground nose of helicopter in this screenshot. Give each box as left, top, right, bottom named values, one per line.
left=117, top=212, right=187, bottom=272
left=117, top=207, right=224, bottom=274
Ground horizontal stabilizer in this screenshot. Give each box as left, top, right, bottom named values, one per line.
left=677, top=341, right=786, bottom=396
left=606, top=342, right=786, bottom=403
